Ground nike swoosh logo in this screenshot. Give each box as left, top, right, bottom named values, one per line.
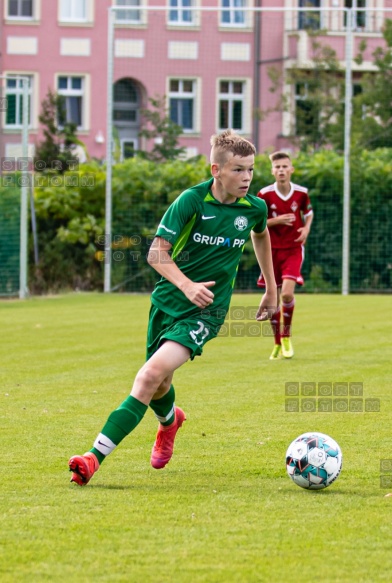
left=98, top=440, right=110, bottom=448
left=202, top=215, right=216, bottom=220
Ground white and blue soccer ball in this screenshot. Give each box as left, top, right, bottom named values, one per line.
left=286, top=432, right=342, bottom=490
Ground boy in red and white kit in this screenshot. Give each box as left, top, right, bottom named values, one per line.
left=257, top=152, right=313, bottom=359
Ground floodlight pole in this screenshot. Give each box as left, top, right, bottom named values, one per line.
left=19, top=77, right=29, bottom=299
left=104, top=7, right=115, bottom=293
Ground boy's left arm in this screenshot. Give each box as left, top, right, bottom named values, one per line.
left=251, top=228, right=277, bottom=321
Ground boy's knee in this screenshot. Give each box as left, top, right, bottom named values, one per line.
left=281, top=293, right=294, bottom=304
left=135, top=364, right=163, bottom=390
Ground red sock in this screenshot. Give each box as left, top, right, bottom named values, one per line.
left=281, top=299, right=295, bottom=338
left=270, top=307, right=281, bottom=345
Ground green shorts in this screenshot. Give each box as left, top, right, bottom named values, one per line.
left=146, top=304, right=223, bottom=361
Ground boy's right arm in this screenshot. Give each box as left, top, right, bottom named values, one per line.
left=147, top=236, right=215, bottom=310
left=267, top=214, right=296, bottom=227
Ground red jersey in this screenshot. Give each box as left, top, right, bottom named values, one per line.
left=257, top=182, right=313, bottom=249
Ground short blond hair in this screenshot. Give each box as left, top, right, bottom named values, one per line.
left=210, top=129, right=256, bottom=165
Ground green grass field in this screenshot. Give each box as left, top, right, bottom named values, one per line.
left=1, top=293, right=391, bottom=582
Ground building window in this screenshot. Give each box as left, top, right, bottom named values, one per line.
left=169, top=0, right=194, bottom=25
left=8, top=0, right=33, bottom=18
left=298, top=0, right=320, bottom=31
left=121, top=139, right=137, bottom=160
left=169, top=79, right=195, bottom=131
left=115, top=0, right=142, bottom=24
left=57, top=76, right=84, bottom=128
left=113, top=79, right=139, bottom=125
left=351, top=81, right=366, bottom=119
left=221, top=0, right=246, bottom=27
left=344, top=0, right=366, bottom=29
left=5, top=76, right=32, bottom=128
left=218, top=80, right=244, bottom=131
left=295, top=82, right=319, bottom=136
left=60, top=0, right=87, bottom=21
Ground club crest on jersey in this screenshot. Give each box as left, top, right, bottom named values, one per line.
left=290, top=202, right=298, bottom=212
left=234, top=216, right=248, bottom=231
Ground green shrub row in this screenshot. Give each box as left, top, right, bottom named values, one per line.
left=11, top=149, right=392, bottom=293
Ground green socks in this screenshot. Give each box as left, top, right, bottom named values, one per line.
left=91, top=395, right=147, bottom=464
left=149, top=384, right=176, bottom=426
left=89, top=388, right=175, bottom=465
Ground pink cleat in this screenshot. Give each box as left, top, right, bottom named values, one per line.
left=69, top=452, right=99, bottom=486
left=150, top=407, right=186, bottom=469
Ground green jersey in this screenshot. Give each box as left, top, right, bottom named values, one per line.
left=151, top=178, right=267, bottom=320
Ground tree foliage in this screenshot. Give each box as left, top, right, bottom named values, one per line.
left=256, top=30, right=344, bottom=151
left=34, top=89, right=82, bottom=174
left=138, top=95, right=187, bottom=162
left=351, top=19, right=392, bottom=150
left=258, top=21, right=392, bottom=152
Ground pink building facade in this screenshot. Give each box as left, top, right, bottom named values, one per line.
left=1, top=0, right=390, bottom=162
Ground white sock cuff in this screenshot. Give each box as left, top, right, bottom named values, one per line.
left=93, top=433, right=117, bottom=455
left=154, top=404, right=175, bottom=423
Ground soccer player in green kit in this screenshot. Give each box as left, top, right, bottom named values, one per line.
left=69, top=130, right=277, bottom=485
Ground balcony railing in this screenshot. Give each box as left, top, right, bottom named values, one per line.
left=284, top=7, right=386, bottom=35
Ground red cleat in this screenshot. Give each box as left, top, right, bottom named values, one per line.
left=69, top=452, right=99, bottom=486
left=150, top=407, right=186, bottom=469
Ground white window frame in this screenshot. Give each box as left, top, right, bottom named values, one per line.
left=220, top=0, right=251, bottom=29
left=3, top=74, right=34, bottom=130
left=168, top=78, right=199, bottom=134
left=59, top=0, right=87, bottom=22
left=114, top=0, right=145, bottom=26
left=218, top=80, right=245, bottom=132
left=168, top=0, right=196, bottom=27
left=216, top=77, right=251, bottom=134
left=56, top=74, right=89, bottom=131
left=343, top=0, right=367, bottom=31
left=5, top=0, right=41, bottom=22
left=297, top=0, right=321, bottom=31
left=7, top=0, right=33, bottom=19
left=58, top=0, right=94, bottom=25
left=113, top=78, right=140, bottom=127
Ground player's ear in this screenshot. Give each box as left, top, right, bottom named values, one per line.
left=211, top=163, right=220, bottom=178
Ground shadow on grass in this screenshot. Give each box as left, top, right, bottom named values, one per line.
left=280, top=487, right=384, bottom=498
left=88, top=484, right=137, bottom=490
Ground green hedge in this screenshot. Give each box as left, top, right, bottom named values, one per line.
left=27, top=149, right=392, bottom=293
left=0, top=180, right=21, bottom=295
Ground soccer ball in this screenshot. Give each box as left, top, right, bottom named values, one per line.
left=286, top=432, right=342, bottom=490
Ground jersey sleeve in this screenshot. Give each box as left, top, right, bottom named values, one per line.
left=302, top=190, right=313, bottom=216
left=155, top=189, right=200, bottom=246
left=252, top=198, right=268, bottom=233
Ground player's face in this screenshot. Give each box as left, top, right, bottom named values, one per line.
left=212, top=154, right=254, bottom=202
left=271, top=158, right=294, bottom=183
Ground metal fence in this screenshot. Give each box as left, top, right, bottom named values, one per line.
left=0, top=75, right=29, bottom=298
left=104, top=6, right=392, bottom=294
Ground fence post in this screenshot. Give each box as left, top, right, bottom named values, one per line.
left=19, top=77, right=29, bottom=299
left=104, top=7, right=115, bottom=293
left=342, top=7, right=354, bottom=295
